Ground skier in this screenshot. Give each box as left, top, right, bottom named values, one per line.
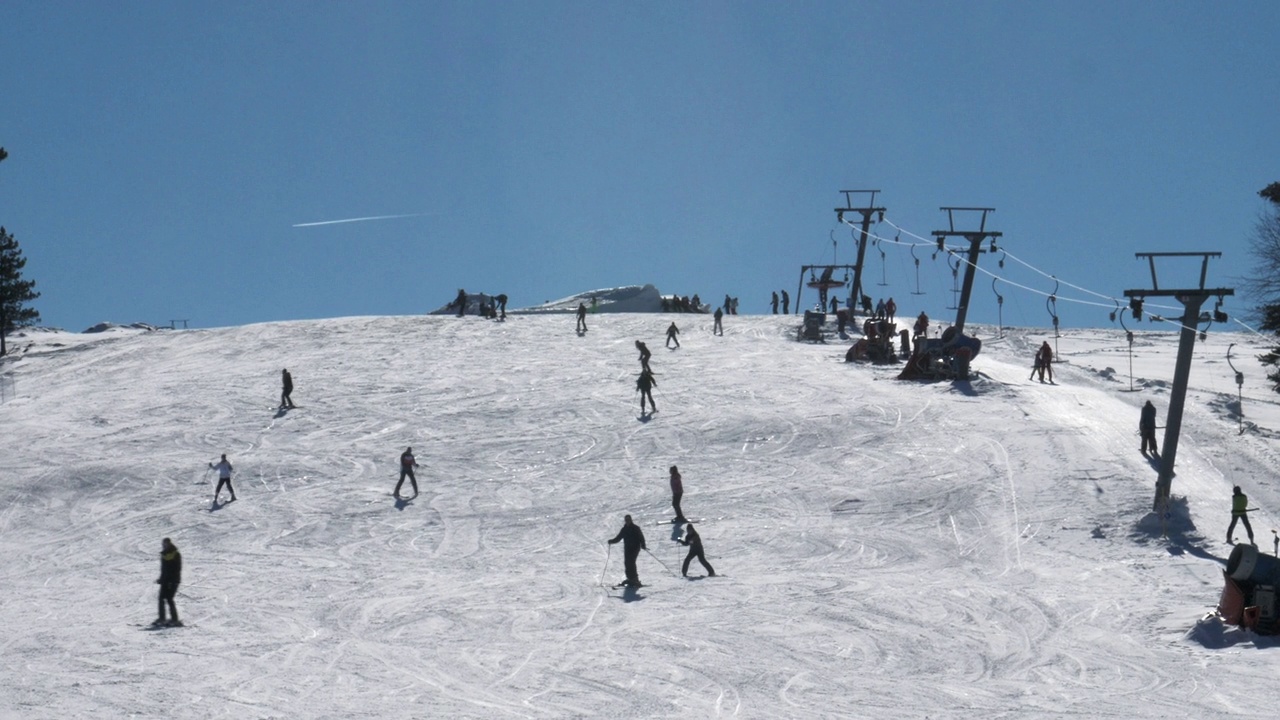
left=154, top=537, right=182, bottom=627
left=679, top=523, right=715, bottom=577
left=885, top=297, right=897, bottom=322
left=395, top=447, right=419, bottom=497
left=454, top=288, right=467, bottom=317
left=874, top=298, right=886, bottom=319
left=280, top=368, right=295, bottom=409
left=576, top=303, right=588, bottom=333
left=1228, top=486, right=1255, bottom=545
left=496, top=293, right=507, bottom=320
left=634, top=340, right=652, bottom=372
left=209, top=454, right=236, bottom=503
left=781, top=289, right=790, bottom=315
left=1139, top=400, right=1159, bottom=456
left=666, top=322, right=680, bottom=349
left=607, top=514, right=647, bottom=587
left=913, top=312, right=929, bottom=338
left=637, top=368, right=657, bottom=415
left=713, top=307, right=724, bottom=336
left=771, top=291, right=779, bottom=314
left=669, top=465, right=686, bottom=522
left=1035, top=342, right=1054, bottom=383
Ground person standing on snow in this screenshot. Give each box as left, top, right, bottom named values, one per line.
left=576, top=303, right=588, bottom=333
left=395, top=447, right=419, bottom=497
left=713, top=307, right=724, bottom=336
left=771, top=291, right=779, bottom=314
left=1228, top=486, right=1255, bottom=545
left=608, top=514, right=648, bottom=587
left=669, top=465, right=686, bottom=522
left=637, top=368, right=657, bottom=415
left=1035, top=341, right=1054, bottom=383
left=666, top=322, right=680, bottom=349
left=781, top=289, right=790, bottom=315
left=679, top=523, right=715, bottom=578
left=636, top=340, right=652, bottom=372
left=1139, top=400, right=1159, bottom=456
left=280, top=368, right=295, bottom=409
left=210, top=454, right=236, bottom=503
left=155, top=538, right=183, bottom=627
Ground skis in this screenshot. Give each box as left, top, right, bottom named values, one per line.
left=654, top=517, right=704, bottom=525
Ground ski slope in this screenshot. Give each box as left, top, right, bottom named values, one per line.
left=2, top=312, right=1279, bottom=718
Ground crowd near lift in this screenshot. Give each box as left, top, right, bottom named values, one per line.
left=897, top=207, right=1000, bottom=382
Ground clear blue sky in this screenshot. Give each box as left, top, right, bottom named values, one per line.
left=3, top=1, right=1277, bottom=331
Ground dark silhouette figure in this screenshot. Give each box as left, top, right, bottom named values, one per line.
left=496, top=293, right=507, bottom=320
left=280, top=368, right=295, bottom=409
left=914, top=312, right=929, bottom=338
left=830, top=297, right=838, bottom=314
left=666, top=322, right=680, bottom=349
left=1139, top=400, right=1159, bottom=456
left=210, top=454, right=236, bottom=503
left=637, top=369, right=657, bottom=415
left=1033, top=342, right=1054, bottom=383
left=669, top=465, right=685, bottom=521
left=1228, top=486, right=1255, bottom=545
left=454, top=289, right=467, bottom=317
left=636, top=340, right=652, bottom=372
left=608, top=514, right=647, bottom=587
left=395, top=447, right=419, bottom=497
left=155, top=538, right=182, bottom=626
left=576, top=303, right=588, bottom=333
left=885, top=297, right=897, bottom=322
left=679, top=524, right=715, bottom=577
left=713, top=308, right=723, bottom=336
left=771, top=291, right=779, bottom=314
left=781, top=290, right=790, bottom=315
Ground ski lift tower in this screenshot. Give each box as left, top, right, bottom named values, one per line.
left=931, top=207, right=1002, bottom=335
left=834, top=190, right=886, bottom=316
left=1123, top=252, right=1233, bottom=513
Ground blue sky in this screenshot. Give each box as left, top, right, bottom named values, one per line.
left=2, top=1, right=1277, bottom=332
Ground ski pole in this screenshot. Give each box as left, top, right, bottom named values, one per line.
left=644, top=547, right=677, bottom=576
left=600, top=543, right=613, bottom=588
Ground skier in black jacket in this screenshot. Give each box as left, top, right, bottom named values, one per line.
left=155, top=538, right=183, bottom=626
left=280, top=368, right=295, bottom=409
left=679, top=523, right=715, bottom=577
left=636, top=369, right=657, bottom=415
left=608, top=515, right=647, bottom=587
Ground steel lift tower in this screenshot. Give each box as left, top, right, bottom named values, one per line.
left=931, top=207, right=1002, bottom=335
left=1123, top=252, right=1233, bottom=514
left=833, top=190, right=886, bottom=316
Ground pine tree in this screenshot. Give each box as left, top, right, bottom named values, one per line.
left=0, top=148, right=42, bottom=356
left=1247, top=182, right=1280, bottom=392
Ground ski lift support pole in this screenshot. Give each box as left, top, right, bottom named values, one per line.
left=931, top=207, right=1001, bottom=336
left=1124, top=252, right=1233, bottom=513
left=834, top=190, right=886, bottom=317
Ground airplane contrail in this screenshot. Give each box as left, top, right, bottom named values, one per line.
left=292, top=213, right=431, bottom=228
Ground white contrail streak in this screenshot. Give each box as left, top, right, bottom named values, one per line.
left=292, top=213, right=428, bottom=228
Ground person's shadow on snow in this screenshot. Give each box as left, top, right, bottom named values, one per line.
left=394, top=495, right=415, bottom=511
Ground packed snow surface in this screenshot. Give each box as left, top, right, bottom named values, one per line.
left=2, top=312, right=1280, bottom=718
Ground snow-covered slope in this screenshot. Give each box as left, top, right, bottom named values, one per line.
left=1, top=313, right=1278, bottom=718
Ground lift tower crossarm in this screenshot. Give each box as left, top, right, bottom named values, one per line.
left=1123, top=251, right=1233, bottom=514
left=833, top=190, right=886, bottom=317
left=931, top=207, right=1002, bottom=335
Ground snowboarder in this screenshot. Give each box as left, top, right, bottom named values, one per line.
left=635, top=340, right=652, bottom=372
left=669, top=465, right=686, bottom=522
left=1034, top=342, right=1054, bottom=383
left=1228, top=486, right=1255, bottom=545
left=781, top=290, right=790, bottom=315
left=637, top=368, right=657, bottom=415
left=155, top=537, right=182, bottom=626
left=666, top=322, right=680, bottom=349
left=1139, top=400, right=1159, bottom=456
left=395, top=447, right=419, bottom=497
left=771, top=291, right=779, bottom=314
left=209, top=454, right=235, bottom=503
left=607, top=514, right=647, bottom=587
left=679, top=523, right=715, bottom=577
left=280, top=368, right=295, bottom=409
left=576, top=303, right=588, bottom=333
left=713, top=307, right=724, bottom=336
